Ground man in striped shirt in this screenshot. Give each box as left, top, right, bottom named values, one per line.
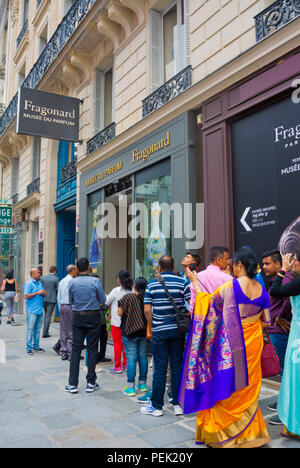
left=141, top=256, right=191, bottom=417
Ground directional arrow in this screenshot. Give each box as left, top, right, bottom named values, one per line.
left=240, top=207, right=252, bottom=232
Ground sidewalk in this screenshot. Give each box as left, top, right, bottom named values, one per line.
left=0, top=313, right=299, bottom=448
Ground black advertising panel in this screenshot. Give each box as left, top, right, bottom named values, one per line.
left=232, top=95, right=300, bottom=257
left=17, top=87, right=80, bottom=142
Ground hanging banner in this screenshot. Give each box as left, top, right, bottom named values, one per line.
left=17, top=87, right=80, bottom=142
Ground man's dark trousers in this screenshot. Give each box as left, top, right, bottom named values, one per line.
left=151, top=329, right=185, bottom=410
left=69, top=312, right=101, bottom=386
left=43, top=302, right=56, bottom=337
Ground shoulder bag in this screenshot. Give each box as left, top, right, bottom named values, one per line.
left=261, top=328, right=281, bottom=378
left=157, top=275, right=191, bottom=335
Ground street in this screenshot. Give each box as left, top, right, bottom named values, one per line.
left=0, top=313, right=299, bottom=449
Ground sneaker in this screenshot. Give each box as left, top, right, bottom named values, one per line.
left=140, top=404, right=163, bottom=417
left=86, top=383, right=100, bottom=393
left=267, top=402, right=278, bottom=412
left=173, top=405, right=184, bottom=416
left=34, top=348, right=46, bottom=353
left=269, top=415, right=283, bottom=426
left=136, top=383, right=148, bottom=393
left=7, top=320, right=11, bottom=325
left=138, top=390, right=152, bottom=404
left=110, top=367, right=123, bottom=374
left=123, top=386, right=136, bottom=397
left=65, top=385, right=78, bottom=394
left=11, top=317, right=15, bottom=323
left=27, top=349, right=33, bottom=355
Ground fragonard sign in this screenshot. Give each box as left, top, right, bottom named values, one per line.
left=17, top=88, right=80, bottom=142
left=232, top=95, right=300, bottom=256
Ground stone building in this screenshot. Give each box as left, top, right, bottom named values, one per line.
left=0, top=0, right=299, bottom=310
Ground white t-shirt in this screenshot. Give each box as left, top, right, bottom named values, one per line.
left=105, top=286, right=133, bottom=328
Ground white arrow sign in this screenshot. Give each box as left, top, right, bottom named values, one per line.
left=240, top=207, right=252, bottom=232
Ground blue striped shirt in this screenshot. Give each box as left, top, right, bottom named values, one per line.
left=144, top=272, right=191, bottom=333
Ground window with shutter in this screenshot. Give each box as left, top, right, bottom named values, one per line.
left=149, top=9, right=163, bottom=93
left=11, top=158, right=19, bottom=197
left=32, top=137, right=41, bottom=180
left=93, top=65, right=114, bottom=135
left=149, top=0, right=190, bottom=90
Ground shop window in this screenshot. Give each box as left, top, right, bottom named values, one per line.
left=134, top=160, right=172, bottom=281
left=94, top=67, right=114, bottom=135
left=149, top=0, right=189, bottom=92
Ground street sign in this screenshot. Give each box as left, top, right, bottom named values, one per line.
left=0, top=206, right=12, bottom=227
left=0, top=227, right=13, bottom=234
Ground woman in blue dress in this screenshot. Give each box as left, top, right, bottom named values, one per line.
left=270, top=248, right=300, bottom=440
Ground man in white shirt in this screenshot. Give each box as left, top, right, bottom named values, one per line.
left=57, top=265, right=78, bottom=361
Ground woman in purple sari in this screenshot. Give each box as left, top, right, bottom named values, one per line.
left=179, top=248, right=271, bottom=448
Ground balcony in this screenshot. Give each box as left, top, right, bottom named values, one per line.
left=61, top=158, right=77, bottom=184
left=142, top=66, right=192, bottom=118
left=27, top=178, right=40, bottom=196
left=87, top=123, right=116, bottom=155
left=255, top=0, right=300, bottom=42
left=16, top=20, right=29, bottom=49
left=0, top=0, right=97, bottom=139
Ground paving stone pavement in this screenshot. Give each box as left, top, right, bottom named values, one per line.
left=0, top=313, right=299, bottom=449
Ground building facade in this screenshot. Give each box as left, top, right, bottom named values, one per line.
left=0, top=0, right=299, bottom=311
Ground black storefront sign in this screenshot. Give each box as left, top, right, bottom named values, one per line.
left=232, top=95, right=300, bottom=257
left=17, top=87, right=80, bottom=142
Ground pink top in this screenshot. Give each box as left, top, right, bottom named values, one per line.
left=190, top=265, right=232, bottom=314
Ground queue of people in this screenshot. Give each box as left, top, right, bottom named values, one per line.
left=8, top=241, right=300, bottom=448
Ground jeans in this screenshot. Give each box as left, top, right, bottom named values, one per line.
left=4, top=292, right=16, bottom=319
left=43, top=302, right=56, bottom=336
left=122, top=336, right=148, bottom=385
left=26, top=312, right=43, bottom=351
left=269, top=333, right=289, bottom=379
left=69, top=312, right=101, bottom=386
left=151, top=329, right=185, bottom=410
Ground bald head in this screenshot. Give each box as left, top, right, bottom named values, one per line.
left=30, top=268, right=40, bottom=280
left=67, top=265, right=77, bottom=277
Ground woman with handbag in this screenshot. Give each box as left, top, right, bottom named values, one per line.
left=270, top=249, right=300, bottom=441
left=1, top=271, right=19, bottom=325
left=118, top=277, right=148, bottom=397
left=179, top=247, right=271, bottom=448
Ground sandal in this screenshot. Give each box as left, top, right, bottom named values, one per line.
left=280, top=429, right=300, bottom=441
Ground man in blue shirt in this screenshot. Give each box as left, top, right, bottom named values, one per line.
left=141, top=256, right=191, bottom=417
left=24, top=269, right=47, bottom=355
left=66, top=257, right=106, bottom=394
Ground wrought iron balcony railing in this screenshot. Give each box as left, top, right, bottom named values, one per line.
left=255, top=0, right=300, bottom=42
left=0, top=0, right=97, bottom=139
left=27, top=177, right=40, bottom=196
left=0, top=103, right=6, bottom=118
left=16, top=19, right=29, bottom=49
left=87, top=123, right=116, bottom=155
left=142, top=66, right=192, bottom=118
left=61, top=158, right=77, bottom=184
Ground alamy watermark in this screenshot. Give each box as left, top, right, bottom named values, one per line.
left=292, top=79, right=300, bottom=104
left=93, top=198, right=204, bottom=250
left=0, top=339, right=6, bottom=364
